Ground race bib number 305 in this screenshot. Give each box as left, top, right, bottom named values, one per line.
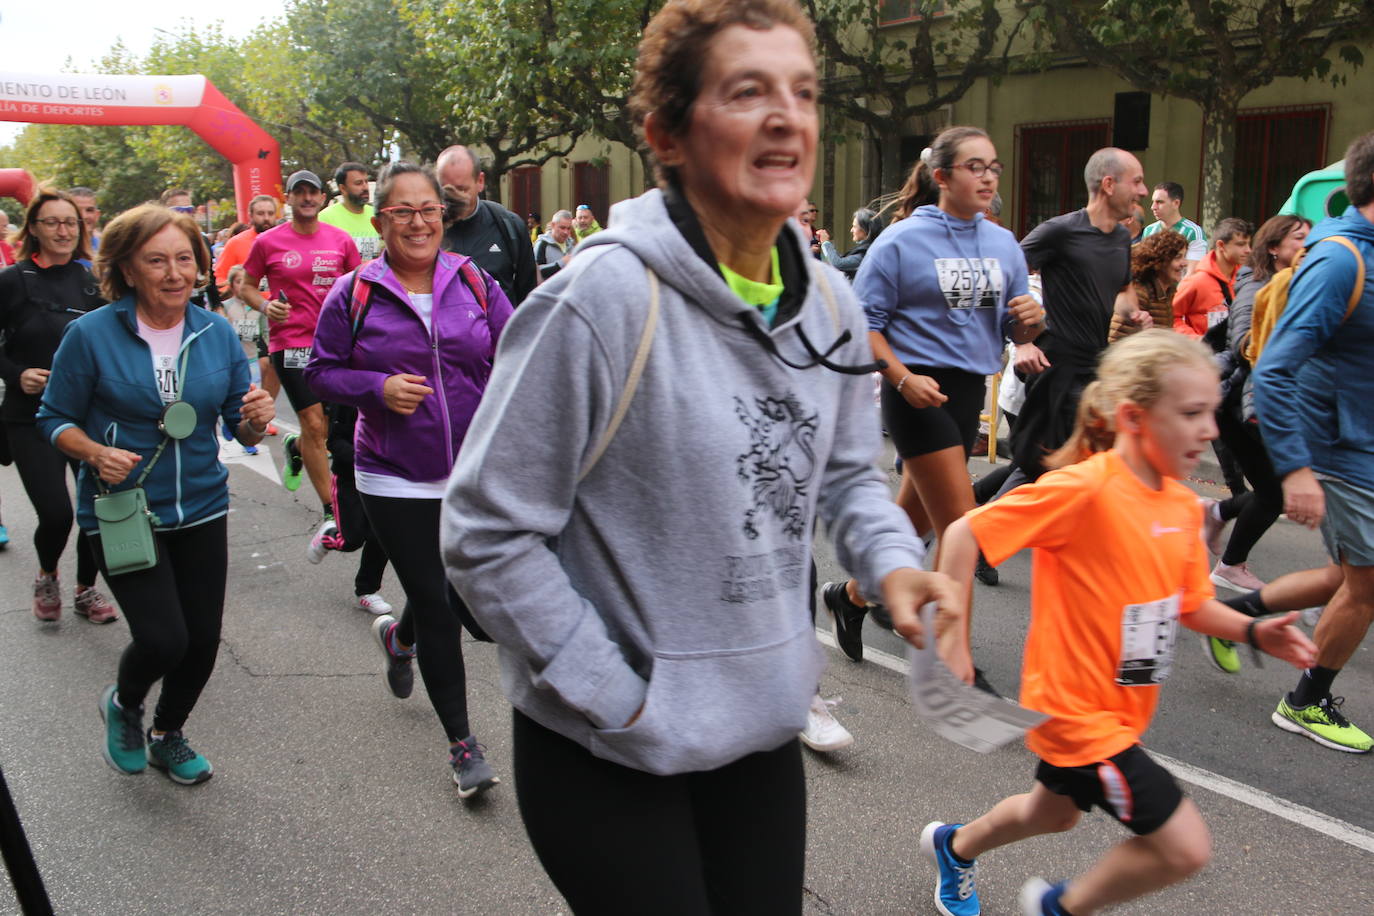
left=936, top=258, right=1003, bottom=310
left=283, top=347, right=312, bottom=370
left=1115, top=593, right=1181, bottom=686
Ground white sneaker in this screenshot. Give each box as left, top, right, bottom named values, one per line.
left=1200, top=498, right=1228, bottom=556
left=1302, top=606, right=1325, bottom=628
left=357, top=593, right=393, bottom=616
left=306, top=519, right=338, bottom=565
left=800, top=694, right=853, bottom=752
left=1211, top=561, right=1266, bottom=592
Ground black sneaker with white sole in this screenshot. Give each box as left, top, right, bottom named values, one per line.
left=450, top=736, right=499, bottom=798
left=371, top=614, right=414, bottom=699
left=822, top=580, right=868, bottom=662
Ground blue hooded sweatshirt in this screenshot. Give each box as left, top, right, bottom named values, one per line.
left=1254, top=206, right=1374, bottom=492
left=854, top=204, right=1029, bottom=375
left=36, top=297, right=252, bottom=532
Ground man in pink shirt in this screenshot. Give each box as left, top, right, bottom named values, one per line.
left=241, top=170, right=360, bottom=525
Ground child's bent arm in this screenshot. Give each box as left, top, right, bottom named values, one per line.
left=1183, top=600, right=1318, bottom=670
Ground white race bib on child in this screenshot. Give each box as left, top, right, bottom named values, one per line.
left=1115, top=592, right=1180, bottom=686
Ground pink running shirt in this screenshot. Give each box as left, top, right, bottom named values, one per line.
left=243, top=222, right=360, bottom=353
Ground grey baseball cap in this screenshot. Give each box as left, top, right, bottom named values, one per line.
left=285, top=170, right=324, bottom=192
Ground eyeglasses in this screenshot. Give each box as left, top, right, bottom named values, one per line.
left=34, top=217, right=79, bottom=230
left=379, top=205, right=444, bottom=224
left=951, top=159, right=1004, bottom=178
left=170, top=205, right=196, bottom=214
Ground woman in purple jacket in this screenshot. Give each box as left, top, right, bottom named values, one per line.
left=305, top=161, right=514, bottom=798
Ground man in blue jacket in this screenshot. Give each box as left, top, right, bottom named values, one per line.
left=1254, top=130, right=1374, bottom=754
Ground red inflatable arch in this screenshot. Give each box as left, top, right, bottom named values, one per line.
left=0, top=168, right=37, bottom=205
left=0, top=72, right=281, bottom=222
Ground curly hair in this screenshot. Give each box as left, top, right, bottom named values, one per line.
left=1130, top=229, right=1187, bottom=286
left=629, top=0, right=815, bottom=187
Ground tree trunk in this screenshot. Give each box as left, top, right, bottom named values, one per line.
left=639, top=147, right=657, bottom=192
left=821, top=59, right=836, bottom=238
left=1198, top=94, right=1242, bottom=234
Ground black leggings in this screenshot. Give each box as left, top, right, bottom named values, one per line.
left=91, top=517, right=228, bottom=733
left=513, top=710, right=806, bottom=915
left=6, top=422, right=99, bottom=585
left=329, top=464, right=389, bottom=596
left=359, top=493, right=470, bottom=741
left=1216, top=411, right=1282, bottom=566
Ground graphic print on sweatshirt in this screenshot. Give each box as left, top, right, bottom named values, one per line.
left=935, top=257, right=1003, bottom=310
left=734, top=392, right=819, bottom=541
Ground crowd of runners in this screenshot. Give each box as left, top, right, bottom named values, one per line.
left=3, top=0, right=1374, bottom=913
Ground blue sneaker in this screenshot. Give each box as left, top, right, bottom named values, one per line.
left=921, top=821, right=979, bottom=915
left=98, top=685, right=146, bottom=775
left=0, top=523, right=9, bottom=549
left=147, top=731, right=214, bottom=785
left=243, top=444, right=259, bottom=456
left=1019, top=877, right=1072, bottom=915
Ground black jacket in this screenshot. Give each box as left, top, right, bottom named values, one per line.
left=442, top=199, right=537, bottom=306
left=0, top=258, right=105, bottom=424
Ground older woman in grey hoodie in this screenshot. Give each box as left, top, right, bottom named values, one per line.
left=442, top=0, right=954, bottom=911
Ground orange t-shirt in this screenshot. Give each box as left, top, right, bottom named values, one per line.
left=966, top=450, right=1213, bottom=766
left=214, top=228, right=261, bottom=292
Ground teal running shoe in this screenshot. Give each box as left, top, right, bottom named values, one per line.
left=99, top=685, right=146, bottom=775
left=147, top=731, right=214, bottom=785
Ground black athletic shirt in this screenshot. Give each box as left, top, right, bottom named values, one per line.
left=1020, top=209, right=1132, bottom=361
left=441, top=199, right=537, bottom=307
left=0, top=258, right=105, bottom=423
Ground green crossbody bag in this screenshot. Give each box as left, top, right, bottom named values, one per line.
left=92, top=338, right=199, bottom=575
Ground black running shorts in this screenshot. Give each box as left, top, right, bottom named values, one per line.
left=270, top=349, right=321, bottom=412
left=1035, top=744, right=1184, bottom=836
left=880, top=365, right=986, bottom=460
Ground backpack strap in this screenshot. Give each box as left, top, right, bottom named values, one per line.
left=576, top=266, right=659, bottom=482
left=1322, top=236, right=1366, bottom=321
left=456, top=258, right=489, bottom=313
left=347, top=263, right=375, bottom=344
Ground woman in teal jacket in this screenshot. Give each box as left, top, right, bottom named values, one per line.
left=38, top=204, right=275, bottom=785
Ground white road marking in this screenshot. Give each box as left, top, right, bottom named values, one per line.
left=814, top=627, right=1374, bottom=854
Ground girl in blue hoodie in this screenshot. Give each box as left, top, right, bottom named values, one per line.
left=824, top=127, right=1044, bottom=673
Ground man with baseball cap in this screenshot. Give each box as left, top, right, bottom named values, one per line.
left=239, top=170, right=361, bottom=540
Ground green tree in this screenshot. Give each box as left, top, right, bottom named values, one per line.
left=804, top=0, right=1032, bottom=204
left=1024, top=0, right=1374, bottom=230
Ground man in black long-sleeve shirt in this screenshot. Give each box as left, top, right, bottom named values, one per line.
left=437, top=145, right=537, bottom=306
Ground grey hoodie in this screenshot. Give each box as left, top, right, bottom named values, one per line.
left=442, top=188, right=923, bottom=775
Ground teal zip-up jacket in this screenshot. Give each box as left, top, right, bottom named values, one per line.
left=36, top=296, right=251, bottom=532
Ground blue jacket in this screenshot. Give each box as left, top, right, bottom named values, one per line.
left=36, top=297, right=251, bottom=531
left=1255, top=206, right=1374, bottom=492
left=305, top=251, right=513, bottom=483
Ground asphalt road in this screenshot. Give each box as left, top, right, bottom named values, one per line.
left=2, top=429, right=1372, bottom=915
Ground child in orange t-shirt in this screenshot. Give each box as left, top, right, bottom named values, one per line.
left=911, top=331, right=1315, bottom=916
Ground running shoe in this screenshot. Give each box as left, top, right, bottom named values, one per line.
left=869, top=602, right=895, bottom=632
left=920, top=822, right=979, bottom=916
left=0, top=524, right=9, bottom=549
left=99, top=685, right=146, bottom=775
left=265, top=423, right=279, bottom=436
left=1302, top=606, right=1325, bottom=628
left=822, top=580, right=867, bottom=662
left=450, top=736, right=500, bottom=799
left=74, top=586, right=119, bottom=624
left=372, top=614, right=414, bottom=699
left=1200, top=498, right=1228, bottom=557
left=1211, top=561, right=1266, bottom=592
left=1018, top=877, right=1067, bottom=916
left=147, top=730, right=214, bottom=785
left=221, top=421, right=234, bottom=442
left=356, top=593, right=393, bottom=616
left=1200, top=634, right=1240, bottom=674
left=280, top=433, right=304, bottom=491
left=1272, top=694, right=1374, bottom=753
left=799, top=694, right=853, bottom=752
left=974, top=553, right=999, bottom=587
left=243, top=445, right=259, bottom=456
left=33, top=572, right=60, bottom=621
left=306, top=519, right=339, bottom=565
left=972, top=668, right=1002, bottom=698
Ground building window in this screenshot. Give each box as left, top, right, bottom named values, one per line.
left=1015, top=119, right=1111, bottom=237
left=509, top=166, right=541, bottom=224
left=1230, top=105, right=1329, bottom=229
left=573, top=161, right=610, bottom=227
left=878, top=0, right=948, bottom=27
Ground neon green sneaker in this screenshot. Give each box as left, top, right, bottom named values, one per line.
left=1272, top=695, right=1374, bottom=753
left=1200, top=634, right=1240, bottom=674
left=280, top=433, right=303, bottom=492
